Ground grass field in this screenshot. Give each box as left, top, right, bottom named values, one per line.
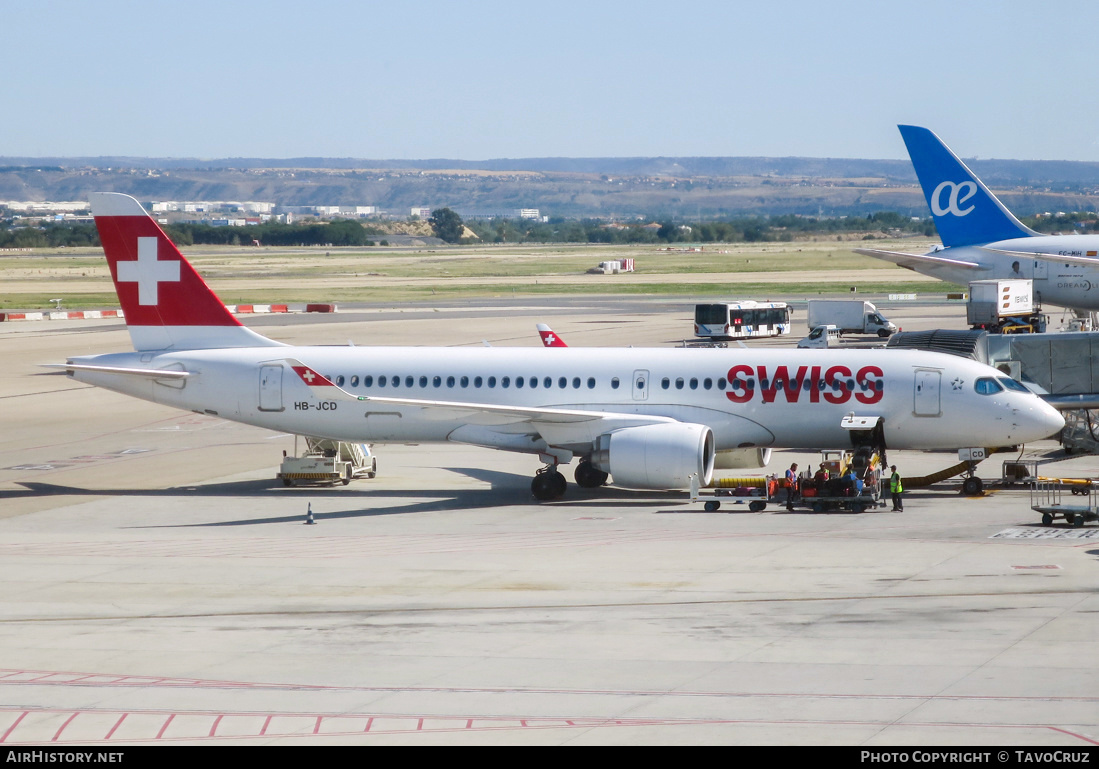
left=0, top=239, right=962, bottom=309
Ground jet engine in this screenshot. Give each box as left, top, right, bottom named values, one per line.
left=591, top=422, right=715, bottom=489
left=713, top=447, right=772, bottom=469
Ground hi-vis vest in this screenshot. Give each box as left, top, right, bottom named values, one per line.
left=890, top=472, right=903, bottom=493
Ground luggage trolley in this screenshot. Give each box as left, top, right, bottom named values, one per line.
left=1030, top=479, right=1099, bottom=527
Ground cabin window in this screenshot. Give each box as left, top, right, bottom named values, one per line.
left=544, top=376, right=552, bottom=389
left=675, top=378, right=684, bottom=389
left=703, top=378, right=712, bottom=390
left=572, top=377, right=581, bottom=389
left=420, top=376, right=428, bottom=387
left=433, top=376, right=442, bottom=387
left=558, top=377, right=567, bottom=388
left=502, top=376, right=511, bottom=388
left=405, top=376, right=414, bottom=387
left=611, top=377, right=620, bottom=389
left=661, top=377, right=670, bottom=389
left=350, top=375, right=359, bottom=387
left=587, top=377, right=596, bottom=389
left=364, top=375, right=373, bottom=387
left=689, top=378, right=698, bottom=390
left=474, top=376, right=483, bottom=388
left=717, top=378, right=726, bottom=390
left=488, top=376, right=497, bottom=388
left=447, top=376, right=455, bottom=388
left=460, top=376, right=469, bottom=388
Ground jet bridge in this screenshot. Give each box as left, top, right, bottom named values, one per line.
left=890, top=329, right=1099, bottom=454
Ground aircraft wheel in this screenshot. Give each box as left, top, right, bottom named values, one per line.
left=532, top=470, right=567, bottom=501
left=574, top=460, right=609, bottom=489
left=962, top=476, right=983, bottom=496
left=704, top=500, right=720, bottom=512
left=1042, top=512, right=1053, bottom=526
left=748, top=500, right=766, bottom=512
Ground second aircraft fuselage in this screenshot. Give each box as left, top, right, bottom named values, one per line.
left=919, top=235, right=1099, bottom=310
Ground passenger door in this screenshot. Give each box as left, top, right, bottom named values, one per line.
left=258, top=364, right=284, bottom=412
left=913, top=369, right=941, bottom=416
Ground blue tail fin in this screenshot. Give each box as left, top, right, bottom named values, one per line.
left=899, top=125, right=1036, bottom=247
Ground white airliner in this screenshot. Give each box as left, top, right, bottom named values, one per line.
left=858, top=125, right=1099, bottom=311
left=52, top=193, right=1065, bottom=500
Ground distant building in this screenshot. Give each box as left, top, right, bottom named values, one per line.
left=517, top=208, right=541, bottom=220
left=411, top=207, right=432, bottom=219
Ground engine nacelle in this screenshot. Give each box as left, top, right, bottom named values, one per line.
left=591, top=423, right=715, bottom=489
left=713, top=447, right=772, bottom=469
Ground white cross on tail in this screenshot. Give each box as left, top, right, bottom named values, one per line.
left=116, top=237, right=181, bottom=305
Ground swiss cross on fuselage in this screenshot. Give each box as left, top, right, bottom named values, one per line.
left=302, top=369, right=317, bottom=383
left=116, top=236, right=181, bottom=306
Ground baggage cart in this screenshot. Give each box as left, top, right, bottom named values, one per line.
left=1030, top=480, right=1099, bottom=527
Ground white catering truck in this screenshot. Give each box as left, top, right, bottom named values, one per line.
left=967, top=279, right=1046, bottom=333
left=806, top=299, right=897, bottom=337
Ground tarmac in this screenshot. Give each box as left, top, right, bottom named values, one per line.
left=1, top=299, right=1097, bottom=745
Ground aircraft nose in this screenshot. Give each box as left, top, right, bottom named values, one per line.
left=1027, top=400, right=1066, bottom=441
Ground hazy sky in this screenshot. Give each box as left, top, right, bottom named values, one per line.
left=5, top=0, right=1099, bottom=161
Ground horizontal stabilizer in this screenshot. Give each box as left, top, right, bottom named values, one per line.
left=42, top=363, right=191, bottom=379
left=854, top=248, right=984, bottom=270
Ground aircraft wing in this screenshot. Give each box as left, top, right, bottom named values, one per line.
left=979, top=245, right=1099, bottom=267
left=854, top=248, right=985, bottom=271
left=286, top=360, right=675, bottom=444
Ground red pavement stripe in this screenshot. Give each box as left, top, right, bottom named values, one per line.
left=1, top=712, right=28, bottom=742
left=156, top=714, right=175, bottom=740
left=104, top=713, right=127, bottom=740
left=209, top=715, right=223, bottom=737
left=52, top=712, right=79, bottom=742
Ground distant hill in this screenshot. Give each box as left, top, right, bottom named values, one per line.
left=3, top=156, right=1099, bottom=219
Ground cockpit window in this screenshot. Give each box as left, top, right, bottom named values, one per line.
left=975, top=377, right=1004, bottom=395
left=998, top=377, right=1030, bottom=393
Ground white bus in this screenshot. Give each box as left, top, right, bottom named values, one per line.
left=694, top=301, right=793, bottom=340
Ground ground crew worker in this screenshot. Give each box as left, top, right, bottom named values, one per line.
left=785, top=463, right=799, bottom=510
left=890, top=465, right=904, bottom=511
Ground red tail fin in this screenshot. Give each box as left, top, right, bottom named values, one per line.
left=90, top=193, right=280, bottom=351
left=536, top=323, right=568, bottom=347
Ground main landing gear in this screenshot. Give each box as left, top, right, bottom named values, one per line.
left=574, top=458, right=608, bottom=489
left=531, top=457, right=608, bottom=501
